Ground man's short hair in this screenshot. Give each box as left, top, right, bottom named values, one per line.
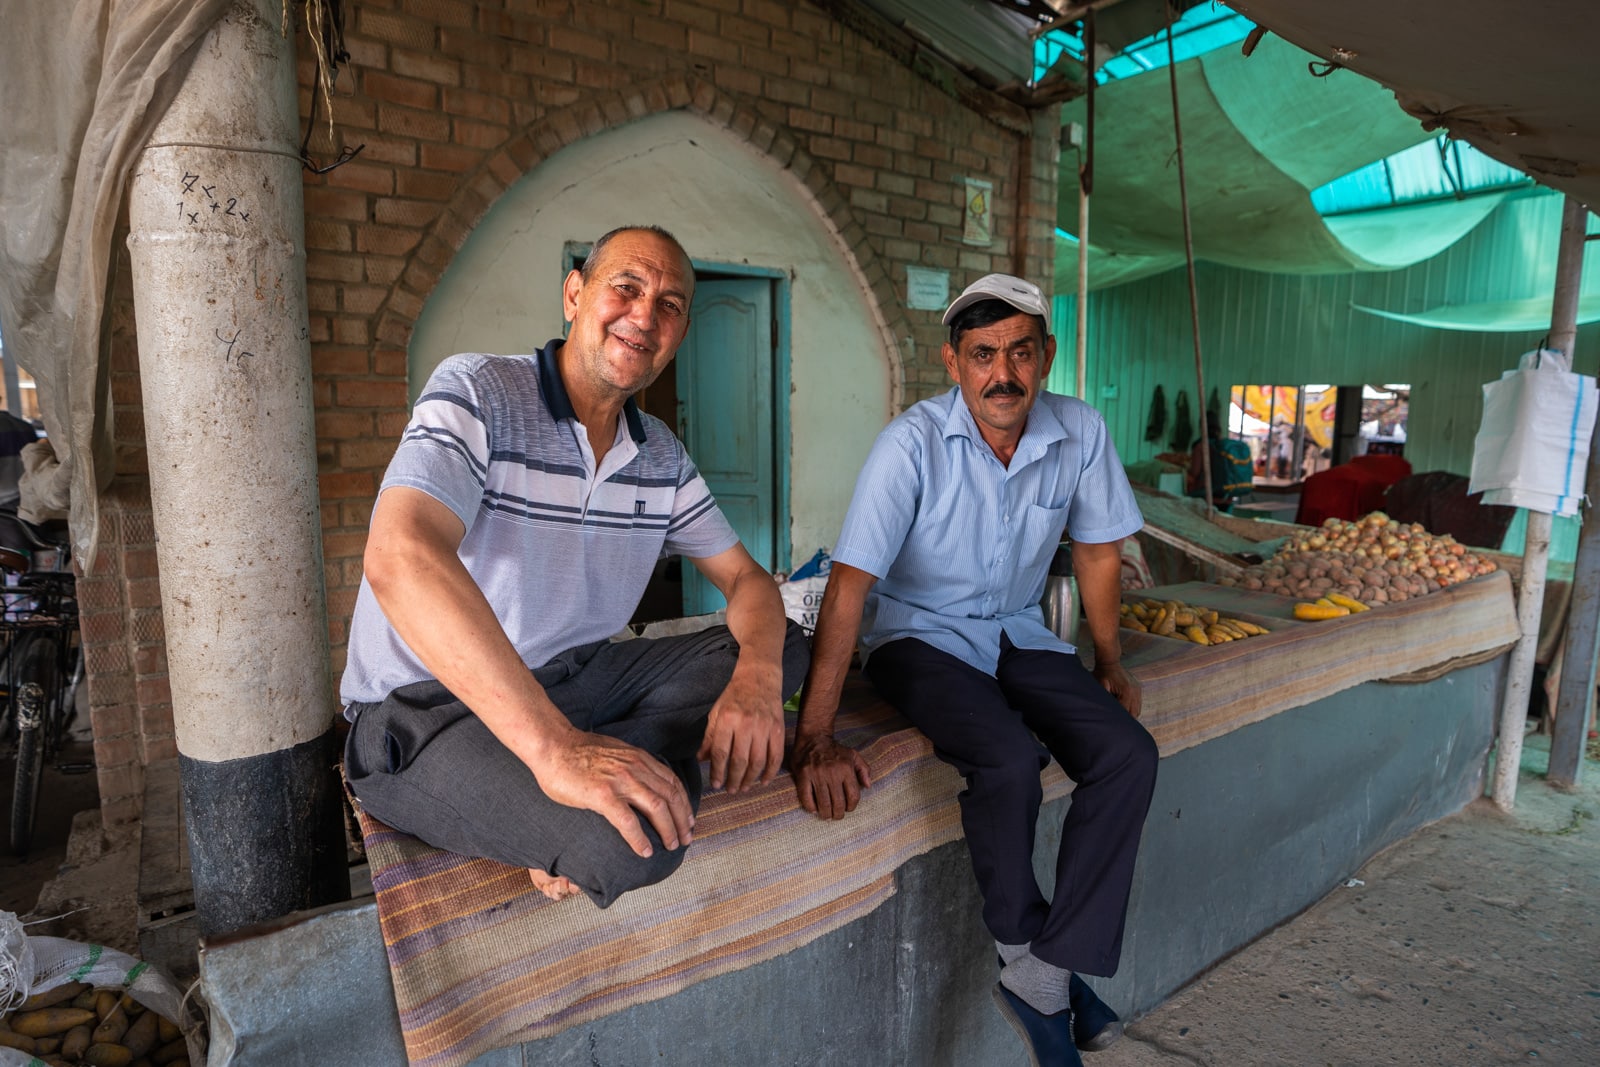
left=580, top=225, right=691, bottom=281
left=947, top=298, right=1050, bottom=349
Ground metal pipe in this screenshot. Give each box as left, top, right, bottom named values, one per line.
left=3, top=350, right=20, bottom=418
left=1492, top=195, right=1589, bottom=811
left=126, top=0, right=348, bottom=936
left=1075, top=189, right=1089, bottom=399
left=1291, top=386, right=1307, bottom=480
left=1547, top=196, right=1595, bottom=789
left=1075, top=11, right=1094, bottom=400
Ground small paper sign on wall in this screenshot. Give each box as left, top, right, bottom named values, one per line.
left=963, top=177, right=993, bottom=246
left=905, top=266, right=950, bottom=311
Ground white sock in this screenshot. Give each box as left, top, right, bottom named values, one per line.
left=1000, top=951, right=1072, bottom=1015
left=997, top=940, right=1030, bottom=967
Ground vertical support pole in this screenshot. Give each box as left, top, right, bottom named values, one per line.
left=1074, top=12, right=1094, bottom=401
left=1075, top=189, right=1089, bottom=399
left=2, top=351, right=21, bottom=417
left=1549, top=197, right=1595, bottom=788
left=125, top=0, right=348, bottom=936
left=1492, top=195, right=1588, bottom=810
left=1164, top=4, right=1210, bottom=511
left=1291, top=386, right=1307, bottom=480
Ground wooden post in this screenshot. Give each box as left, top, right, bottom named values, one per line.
left=1547, top=196, right=1596, bottom=789
left=1492, top=195, right=1588, bottom=810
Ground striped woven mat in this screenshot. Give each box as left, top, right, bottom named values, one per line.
left=355, top=572, right=1517, bottom=1066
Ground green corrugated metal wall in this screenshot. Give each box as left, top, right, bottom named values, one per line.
left=1049, top=191, right=1600, bottom=555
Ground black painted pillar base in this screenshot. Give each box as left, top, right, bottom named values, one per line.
left=179, top=727, right=351, bottom=939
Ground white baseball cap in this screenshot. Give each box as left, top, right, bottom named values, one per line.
left=941, top=273, right=1049, bottom=325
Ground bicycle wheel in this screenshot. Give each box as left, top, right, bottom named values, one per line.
left=9, top=633, right=59, bottom=855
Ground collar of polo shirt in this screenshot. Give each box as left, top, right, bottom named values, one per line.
left=538, top=339, right=648, bottom=444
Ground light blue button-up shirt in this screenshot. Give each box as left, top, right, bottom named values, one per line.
left=833, top=387, right=1143, bottom=676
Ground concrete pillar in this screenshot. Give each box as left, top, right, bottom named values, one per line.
left=125, top=0, right=348, bottom=936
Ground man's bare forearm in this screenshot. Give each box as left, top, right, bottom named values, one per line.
left=1072, top=538, right=1127, bottom=666
left=795, top=562, right=875, bottom=741
left=721, top=564, right=787, bottom=694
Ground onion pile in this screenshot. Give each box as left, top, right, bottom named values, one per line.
left=1218, top=512, right=1499, bottom=604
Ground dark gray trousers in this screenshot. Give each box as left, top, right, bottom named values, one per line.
left=345, top=621, right=810, bottom=907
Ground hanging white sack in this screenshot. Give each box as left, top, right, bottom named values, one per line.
left=1469, top=348, right=1598, bottom=517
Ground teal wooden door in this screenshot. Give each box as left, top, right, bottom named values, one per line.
left=677, top=278, right=775, bottom=615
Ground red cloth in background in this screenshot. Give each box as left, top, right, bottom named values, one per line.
left=1349, top=453, right=1413, bottom=486
left=1294, top=465, right=1390, bottom=526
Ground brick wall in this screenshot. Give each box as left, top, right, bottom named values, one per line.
left=302, top=0, right=1057, bottom=673
left=87, top=0, right=1060, bottom=819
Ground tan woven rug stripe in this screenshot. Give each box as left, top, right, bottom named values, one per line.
left=401, top=876, right=897, bottom=1063
left=386, top=757, right=963, bottom=1021
left=454, top=881, right=896, bottom=1063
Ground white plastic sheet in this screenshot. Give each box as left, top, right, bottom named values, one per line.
left=0, top=914, right=206, bottom=1067
left=1469, top=348, right=1599, bottom=517
left=0, top=0, right=233, bottom=566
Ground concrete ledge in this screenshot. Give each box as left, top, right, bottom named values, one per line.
left=200, top=658, right=1502, bottom=1066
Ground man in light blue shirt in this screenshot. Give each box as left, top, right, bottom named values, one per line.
left=791, top=273, right=1157, bottom=1065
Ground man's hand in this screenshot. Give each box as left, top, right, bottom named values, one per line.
left=1094, top=659, right=1143, bottom=718
left=698, top=670, right=785, bottom=793
left=532, top=730, right=696, bottom=858
left=791, top=733, right=873, bottom=820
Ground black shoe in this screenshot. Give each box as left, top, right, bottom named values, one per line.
left=991, top=982, right=1084, bottom=1067
left=1069, top=973, right=1124, bottom=1052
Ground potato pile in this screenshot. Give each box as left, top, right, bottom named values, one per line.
left=0, top=982, right=188, bottom=1066
left=1121, top=598, right=1271, bottom=645
left=1219, top=512, right=1499, bottom=605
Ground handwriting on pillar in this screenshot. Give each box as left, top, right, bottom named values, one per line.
left=216, top=329, right=254, bottom=364
left=177, top=171, right=251, bottom=226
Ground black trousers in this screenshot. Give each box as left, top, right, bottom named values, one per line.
left=866, top=635, right=1158, bottom=976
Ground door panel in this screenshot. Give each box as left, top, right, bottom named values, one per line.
left=677, top=279, right=774, bottom=615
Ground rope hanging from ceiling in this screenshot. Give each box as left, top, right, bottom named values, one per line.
left=1164, top=0, right=1213, bottom=511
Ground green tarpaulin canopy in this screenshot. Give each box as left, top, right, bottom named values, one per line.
left=1056, top=35, right=1508, bottom=291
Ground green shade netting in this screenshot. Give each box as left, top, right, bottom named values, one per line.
left=1347, top=194, right=1600, bottom=331
left=1353, top=294, right=1600, bottom=332
left=1056, top=35, right=1502, bottom=292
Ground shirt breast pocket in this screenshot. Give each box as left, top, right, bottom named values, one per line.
left=1019, top=503, right=1070, bottom=578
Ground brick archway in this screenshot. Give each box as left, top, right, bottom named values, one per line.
left=371, top=74, right=910, bottom=408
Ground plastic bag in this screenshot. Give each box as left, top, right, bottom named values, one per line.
left=0, top=913, right=206, bottom=1066
left=779, top=549, right=831, bottom=635
left=1469, top=348, right=1598, bottom=517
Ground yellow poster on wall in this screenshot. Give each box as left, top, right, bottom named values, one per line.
left=963, top=177, right=993, bottom=246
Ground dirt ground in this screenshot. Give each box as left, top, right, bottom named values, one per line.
left=1092, top=736, right=1600, bottom=1067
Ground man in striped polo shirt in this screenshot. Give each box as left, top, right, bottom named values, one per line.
left=342, top=226, right=808, bottom=907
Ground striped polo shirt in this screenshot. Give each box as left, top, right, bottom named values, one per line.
left=340, top=340, right=739, bottom=707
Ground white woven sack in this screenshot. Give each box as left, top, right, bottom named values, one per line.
left=1469, top=348, right=1598, bottom=517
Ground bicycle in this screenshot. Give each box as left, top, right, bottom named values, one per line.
left=0, top=511, right=83, bottom=854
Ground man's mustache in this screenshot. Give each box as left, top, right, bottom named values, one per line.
left=984, top=382, right=1026, bottom=398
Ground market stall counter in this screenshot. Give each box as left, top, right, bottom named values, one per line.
left=1113, top=570, right=1519, bottom=756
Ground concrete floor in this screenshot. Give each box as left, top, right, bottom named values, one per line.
left=1087, top=735, right=1600, bottom=1067
left=0, top=735, right=98, bottom=914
